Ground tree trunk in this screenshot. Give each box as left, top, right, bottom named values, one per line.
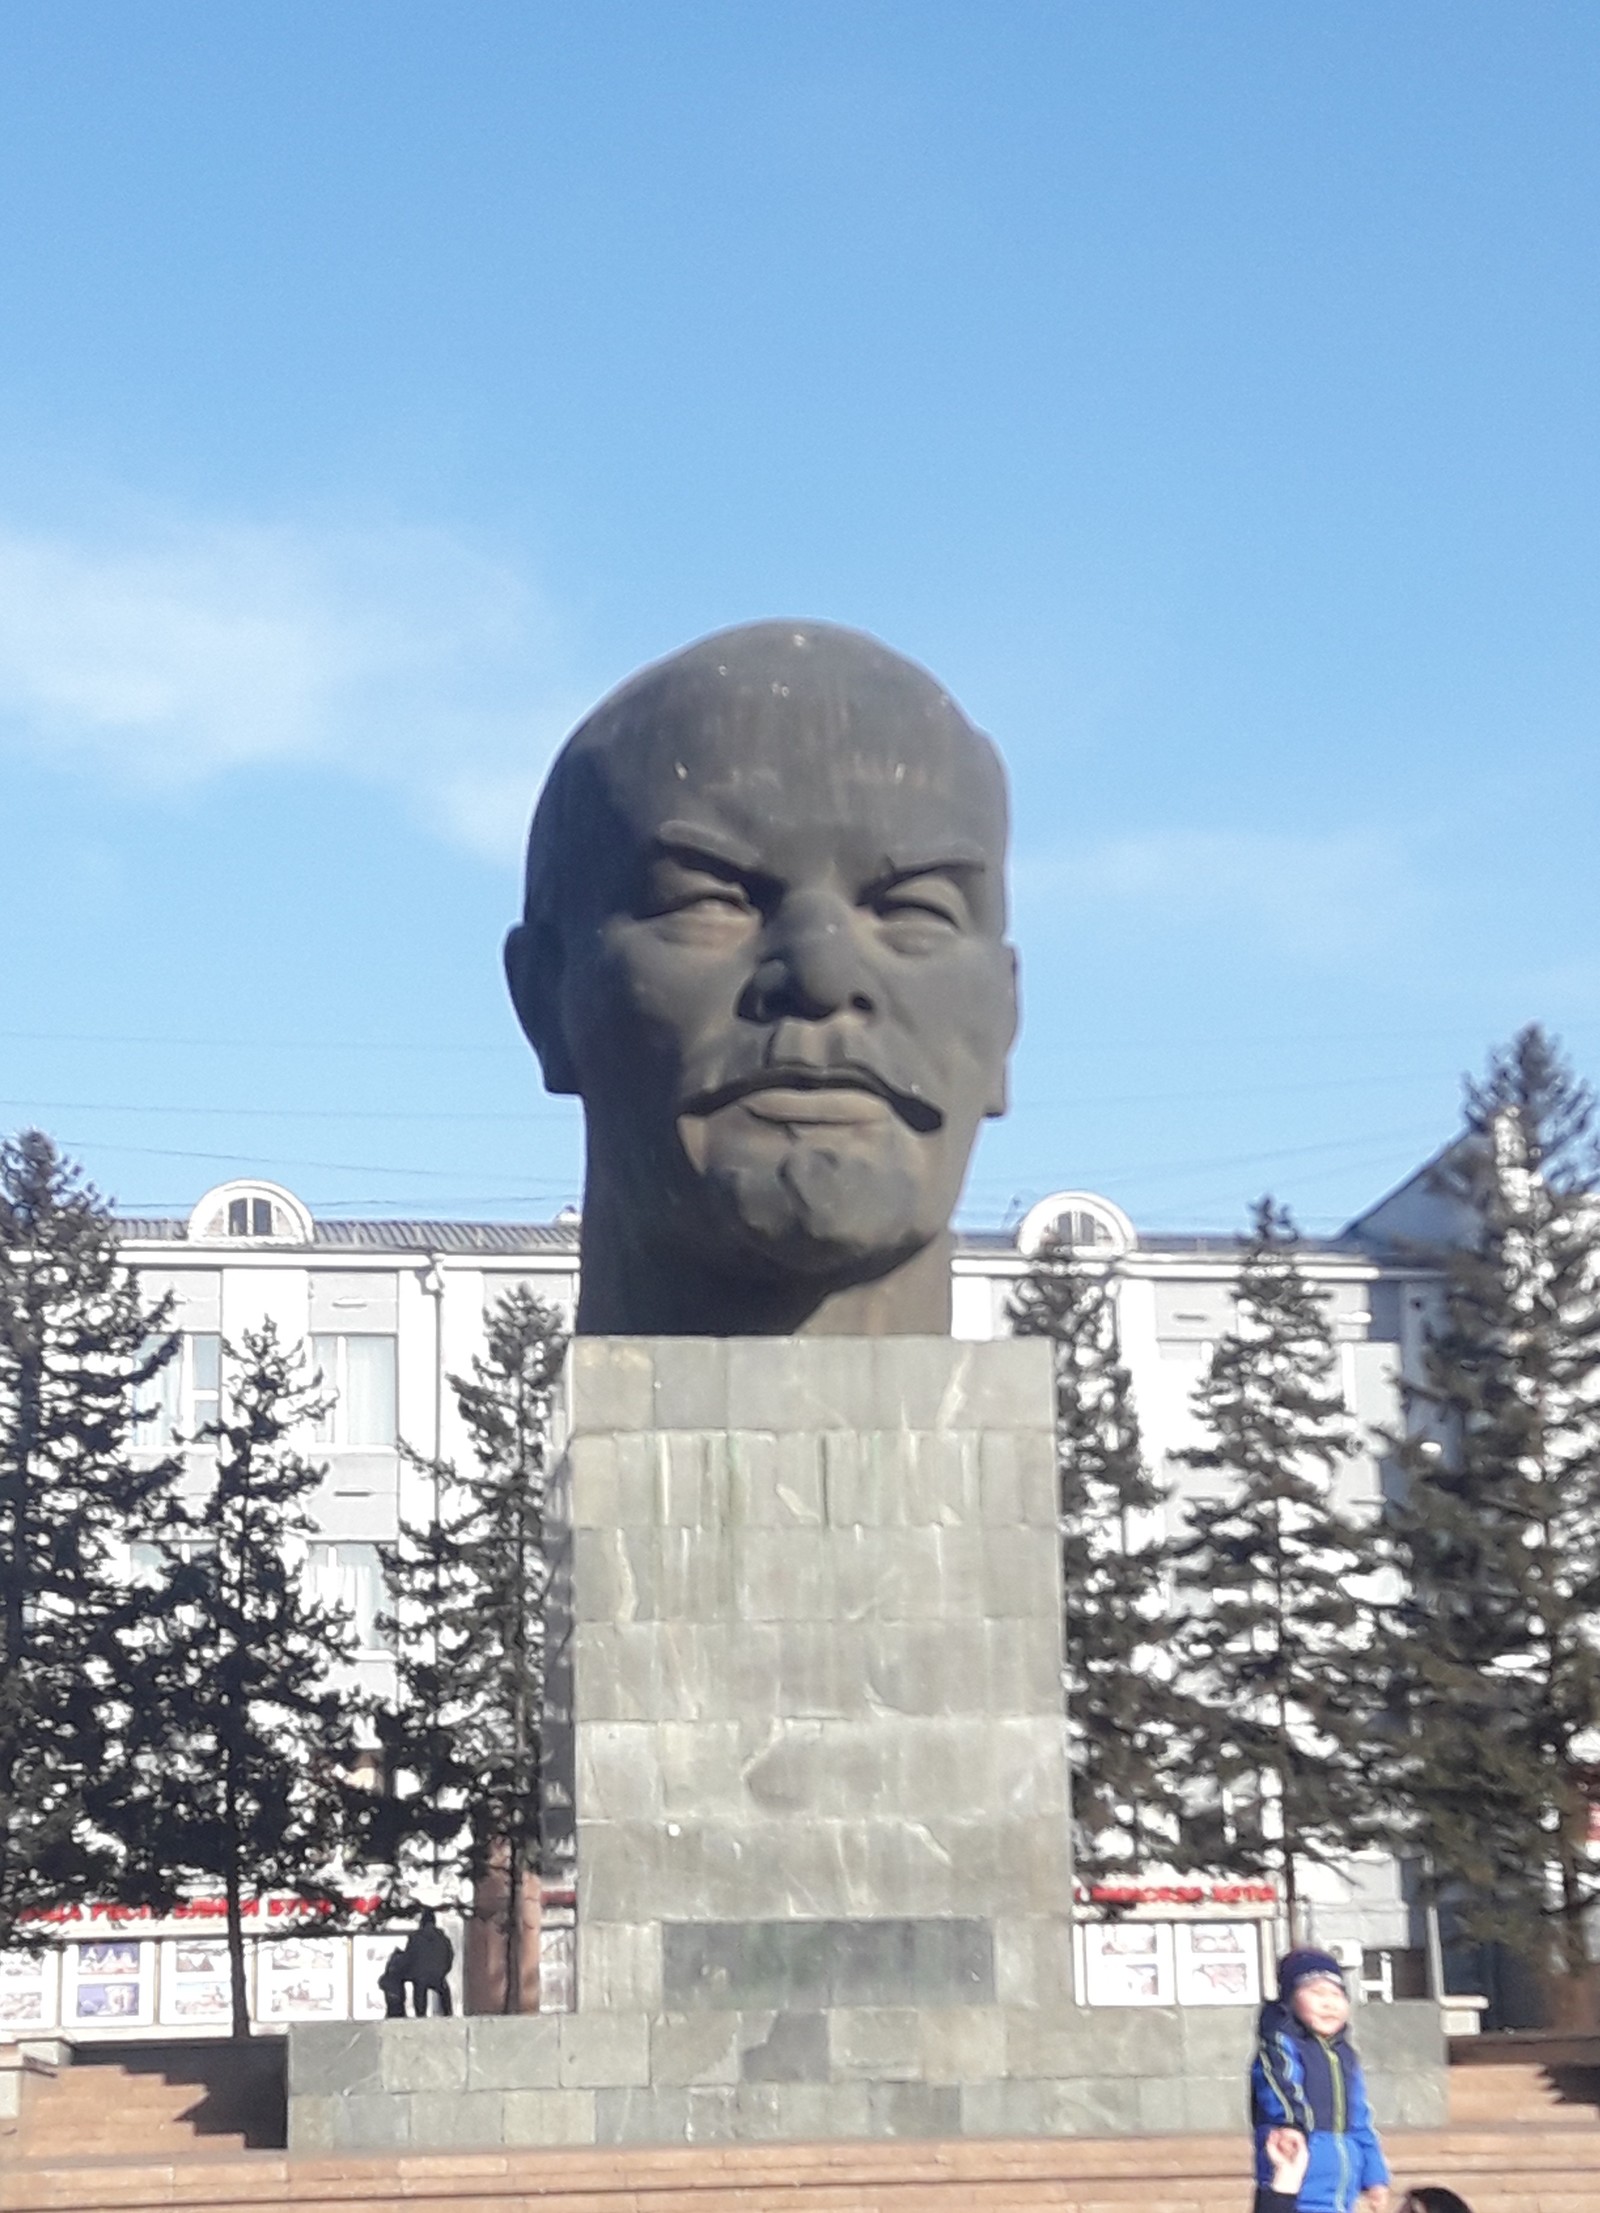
left=223, top=1878, right=250, bottom=2039
left=222, top=1782, right=250, bottom=2040
left=1276, top=1679, right=1302, bottom=1943
left=1557, top=1825, right=1589, bottom=1986
left=504, top=1853, right=524, bottom=2016
left=465, top=1841, right=540, bottom=2014
left=2, top=1317, right=40, bottom=1812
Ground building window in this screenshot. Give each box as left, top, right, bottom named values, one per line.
left=129, top=1535, right=217, bottom=1577
left=306, top=1542, right=393, bottom=1652
left=1017, top=1190, right=1137, bottom=1260
left=135, top=1333, right=222, bottom=1448
left=311, top=1334, right=397, bottom=1448
left=186, top=1181, right=313, bottom=1246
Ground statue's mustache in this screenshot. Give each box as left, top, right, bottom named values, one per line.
left=678, top=1032, right=944, bottom=1136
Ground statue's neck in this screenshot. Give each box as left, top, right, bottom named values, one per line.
left=572, top=1180, right=952, bottom=1336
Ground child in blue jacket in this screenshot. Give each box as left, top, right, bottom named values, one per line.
left=1251, top=1947, right=1391, bottom=2213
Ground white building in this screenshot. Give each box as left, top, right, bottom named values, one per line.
left=108, top=1165, right=1451, bottom=2010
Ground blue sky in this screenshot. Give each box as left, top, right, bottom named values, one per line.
left=1, top=2, right=1597, bottom=1234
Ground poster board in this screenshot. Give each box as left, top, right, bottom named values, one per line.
left=1173, top=1920, right=1261, bottom=2006
left=0, top=1947, right=57, bottom=2031
left=64, top=1938, right=155, bottom=2028
left=352, top=1934, right=406, bottom=2021
left=256, top=1935, right=346, bottom=2024
left=1079, top=1919, right=1176, bottom=2007
left=159, top=1936, right=236, bottom=2028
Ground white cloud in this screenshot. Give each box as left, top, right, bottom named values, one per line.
left=1015, top=825, right=1421, bottom=961
left=0, top=517, right=583, bottom=860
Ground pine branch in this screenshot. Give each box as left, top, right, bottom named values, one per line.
left=1381, top=1026, right=1600, bottom=1980
left=122, top=1323, right=362, bottom=2036
left=370, top=1286, right=567, bottom=2010
left=0, top=1130, right=185, bottom=1947
left=1009, top=1239, right=1185, bottom=1878
left=1172, top=1197, right=1383, bottom=1924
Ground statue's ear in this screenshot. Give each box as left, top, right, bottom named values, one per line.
left=504, top=921, right=580, bottom=1095
left=985, top=945, right=1021, bottom=1119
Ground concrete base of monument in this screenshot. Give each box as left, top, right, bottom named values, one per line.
left=287, top=1332, right=1447, bottom=2154
left=285, top=2001, right=1447, bottom=2152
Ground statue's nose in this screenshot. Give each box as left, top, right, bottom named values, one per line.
left=749, top=894, right=875, bottom=1022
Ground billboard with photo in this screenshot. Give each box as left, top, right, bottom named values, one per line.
left=159, top=1936, right=236, bottom=2027
left=1079, top=1919, right=1176, bottom=2007
left=256, top=1935, right=346, bottom=2024
left=1173, top=1920, right=1262, bottom=2006
left=65, top=1938, right=155, bottom=2028
left=0, top=1948, right=57, bottom=2030
left=352, top=1934, right=408, bottom=2020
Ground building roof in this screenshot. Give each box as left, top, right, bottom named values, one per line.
left=114, top=1216, right=583, bottom=1254
left=112, top=1215, right=1365, bottom=1260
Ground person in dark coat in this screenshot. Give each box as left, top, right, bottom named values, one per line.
left=405, top=1906, right=455, bottom=2017
left=1251, top=1948, right=1390, bottom=2213
left=377, top=1944, right=409, bottom=2018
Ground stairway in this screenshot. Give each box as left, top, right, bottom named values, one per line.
left=1450, top=2032, right=1600, bottom=2127
left=1, top=2126, right=1599, bottom=2213
left=3, top=2043, right=284, bottom=2161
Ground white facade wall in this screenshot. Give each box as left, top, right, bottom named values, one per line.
left=117, top=1176, right=1438, bottom=1964
left=120, top=1180, right=1433, bottom=1691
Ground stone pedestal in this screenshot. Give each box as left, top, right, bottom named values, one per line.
left=564, top=1335, right=1072, bottom=2041
left=286, top=1335, right=1449, bottom=2151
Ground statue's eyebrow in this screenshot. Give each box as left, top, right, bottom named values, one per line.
left=875, top=840, right=989, bottom=879
left=651, top=821, right=766, bottom=877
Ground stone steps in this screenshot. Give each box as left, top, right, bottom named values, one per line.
left=4, top=2049, right=283, bottom=2163
left=1449, top=2058, right=1600, bottom=2125
left=4, top=2127, right=1600, bottom=2213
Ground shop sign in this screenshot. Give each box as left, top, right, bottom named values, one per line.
left=1075, top=1880, right=1278, bottom=1910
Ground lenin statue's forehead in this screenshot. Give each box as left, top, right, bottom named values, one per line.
left=565, top=622, right=1006, bottom=855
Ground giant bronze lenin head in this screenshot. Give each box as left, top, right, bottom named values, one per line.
left=504, top=620, right=1019, bottom=1335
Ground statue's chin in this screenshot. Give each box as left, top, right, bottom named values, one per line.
left=690, top=1134, right=935, bottom=1284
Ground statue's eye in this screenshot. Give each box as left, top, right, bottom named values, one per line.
left=874, top=876, right=965, bottom=931
left=640, top=858, right=761, bottom=925
left=670, top=883, right=751, bottom=912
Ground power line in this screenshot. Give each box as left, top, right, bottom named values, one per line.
left=962, top=1122, right=1442, bottom=1196
left=1004, top=1070, right=1456, bottom=1114
left=0, top=1028, right=520, bottom=1056
left=6, top=1015, right=1599, bottom=1056
left=55, top=1136, right=572, bottom=1182
left=0, top=1096, right=572, bottom=1126
left=0, top=1065, right=1463, bottom=1126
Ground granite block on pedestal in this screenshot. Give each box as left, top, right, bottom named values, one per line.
left=285, top=2000, right=1448, bottom=2150
left=562, top=1336, right=1072, bottom=2033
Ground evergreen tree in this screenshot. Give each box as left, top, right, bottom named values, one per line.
left=1173, top=1198, right=1378, bottom=1931
left=1383, top=1025, right=1600, bottom=1990
left=127, top=1323, right=359, bottom=2037
left=0, top=1130, right=181, bottom=1945
left=374, top=1286, right=566, bottom=2011
left=1010, top=1236, right=1182, bottom=1877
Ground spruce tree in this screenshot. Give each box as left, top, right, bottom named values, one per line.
left=373, top=1286, right=566, bottom=2011
left=1009, top=1236, right=1182, bottom=1877
left=0, top=1130, right=181, bottom=1945
left=126, top=1323, right=359, bottom=2037
left=1384, top=1026, right=1600, bottom=1992
left=1173, top=1198, right=1378, bottom=1931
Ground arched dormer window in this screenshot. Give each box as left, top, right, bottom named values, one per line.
left=186, top=1180, right=313, bottom=1247
left=1016, top=1190, right=1136, bottom=1261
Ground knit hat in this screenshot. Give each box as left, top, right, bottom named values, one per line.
left=1277, top=1947, right=1347, bottom=2001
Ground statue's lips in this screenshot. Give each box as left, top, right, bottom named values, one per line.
left=681, top=1069, right=943, bottom=1135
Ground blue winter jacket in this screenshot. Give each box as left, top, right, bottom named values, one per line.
left=1250, top=2000, right=1390, bottom=2213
